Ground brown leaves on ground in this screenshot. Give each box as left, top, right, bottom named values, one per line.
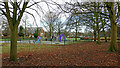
left=2, top=42, right=119, bottom=66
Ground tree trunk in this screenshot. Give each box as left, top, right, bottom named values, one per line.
left=109, top=22, right=117, bottom=51
left=75, top=28, right=77, bottom=41
left=75, top=23, right=77, bottom=41
left=103, top=4, right=107, bottom=42
left=97, top=30, right=100, bottom=44
left=58, top=28, right=61, bottom=36
left=49, top=28, right=52, bottom=38
left=103, top=28, right=107, bottom=42
left=107, top=2, right=118, bottom=52
left=10, top=27, right=18, bottom=61
left=96, top=2, right=100, bottom=45
left=94, top=30, right=96, bottom=41
left=25, top=21, right=26, bottom=38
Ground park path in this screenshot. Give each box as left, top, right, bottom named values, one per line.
left=2, top=42, right=119, bottom=66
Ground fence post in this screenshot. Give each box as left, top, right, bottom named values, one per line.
left=51, top=38, right=52, bottom=45
left=64, top=39, right=65, bottom=46
left=29, top=38, right=30, bottom=44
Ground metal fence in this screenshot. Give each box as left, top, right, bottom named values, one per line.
left=1, top=37, right=89, bottom=45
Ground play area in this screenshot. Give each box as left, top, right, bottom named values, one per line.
left=35, top=34, right=67, bottom=44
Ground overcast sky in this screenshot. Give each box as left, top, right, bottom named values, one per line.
left=18, top=0, right=86, bottom=33
left=1, top=0, right=119, bottom=33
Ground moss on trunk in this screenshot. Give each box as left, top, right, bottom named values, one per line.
left=106, top=2, right=118, bottom=52
left=10, top=27, right=18, bottom=61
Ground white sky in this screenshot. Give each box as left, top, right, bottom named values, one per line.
left=19, top=0, right=86, bottom=33
left=2, top=0, right=113, bottom=33
left=1, top=0, right=119, bottom=33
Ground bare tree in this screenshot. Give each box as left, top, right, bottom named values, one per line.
left=105, top=2, right=120, bottom=51
left=55, top=20, right=65, bottom=36
left=0, top=0, right=49, bottom=61
left=41, top=11, right=60, bottom=38
left=66, top=13, right=83, bottom=41
left=22, top=14, right=29, bottom=38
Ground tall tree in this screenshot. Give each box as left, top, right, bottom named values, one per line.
left=67, top=14, right=82, bottom=41
left=105, top=2, right=119, bottom=51
left=22, top=14, right=29, bottom=38
left=41, top=11, right=60, bottom=38
left=55, top=21, right=65, bottom=36
left=0, top=0, right=44, bottom=61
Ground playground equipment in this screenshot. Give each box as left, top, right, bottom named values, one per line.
left=52, top=36, right=57, bottom=41
left=36, top=39, right=39, bottom=43
left=36, top=36, right=42, bottom=43
left=39, top=36, right=42, bottom=42
left=59, top=34, right=66, bottom=42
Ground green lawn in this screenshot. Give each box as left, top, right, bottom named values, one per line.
left=19, top=38, right=35, bottom=41
left=0, top=39, right=10, bottom=41
left=1, top=41, right=83, bottom=54
left=0, top=38, right=35, bottom=41
left=1, top=43, right=58, bottom=54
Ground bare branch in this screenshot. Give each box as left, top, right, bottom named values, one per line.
left=17, top=1, right=29, bottom=27
left=25, top=11, right=38, bottom=27
left=3, top=2, right=13, bottom=29
left=27, top=1, right=42, bottom=8
left=29, top=8, right=41, bottom=17
left=0, top=8, right=7, bottom=17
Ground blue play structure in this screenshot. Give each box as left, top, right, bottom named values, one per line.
left=36, top=39, right=39, bottom=43
left=55, top=37, right=56, bottom=41
left=59, top=34, right=66, bottom=42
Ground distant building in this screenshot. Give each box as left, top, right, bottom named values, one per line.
left=26, top=27, right=45, bottom=38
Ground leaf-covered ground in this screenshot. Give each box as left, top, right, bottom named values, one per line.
left=2, top=42, right=119, bottom=66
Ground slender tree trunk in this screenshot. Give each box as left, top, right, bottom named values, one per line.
left=103, top=28, right=107, bottom=42
left=25, top=21, right=26, bottom=38
left=10, top=26, right=18, bottom=61
left=75, top=22, right=77, bottom=41
left=97, top=29, right=101, bottom=44
left=103, top=4, right=107, bottom=42
left=94, top=30, right=96, bottom=41
left=58, top=28, right=61, bottom=36
left=96, top=14, right=100, bottom=44
left=95, top=3, right=100, bottom=45
left=75, top=28, right=77, bottom=41
left=50, top=28, right=51, bottom=38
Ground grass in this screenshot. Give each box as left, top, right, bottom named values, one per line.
left=19, top=38, right=34, bottom=41
left=0, top=38, right=34, bottom=41
left=66, top=38, right=81, bottom=41
left=0, top=39, right=10, bottom=41
left=117, top=40, right=120, bottom=42
left=1, top=43, right=58, bottom=54
left=1, top=41, right=83, bottom=54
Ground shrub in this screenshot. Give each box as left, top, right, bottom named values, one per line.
left=18, top=33, right=24, bottom=37
left=34, top=33, right=38, bottom=38
left=3, top=33, right=8, bottom=36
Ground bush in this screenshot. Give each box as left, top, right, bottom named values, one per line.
left=18, top=33, right=24, bottom=37
left=34, top=33, right=38, bottom=38
left=3, top=33, right=8, bottom=36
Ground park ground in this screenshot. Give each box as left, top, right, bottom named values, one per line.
left=1, top=42, right=120, bottom=66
